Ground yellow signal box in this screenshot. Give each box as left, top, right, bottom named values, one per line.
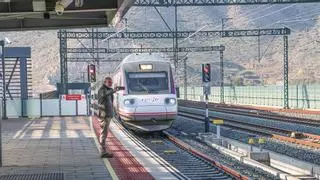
left=258, top=138, right=266, bottom=144
left=212, top=119, right=224, bottom=125
left=248, top=138, right=255, bottom=144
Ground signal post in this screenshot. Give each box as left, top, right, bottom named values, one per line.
left=87, top=64, right=96, bottom=116
left=202, top=64, right=211, bottom=132
left=200, top=64, right=223, bottom=146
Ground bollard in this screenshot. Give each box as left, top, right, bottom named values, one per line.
left=258, top=138, right=265, bottom=152
left=211, top=119, right=223, bottom=138
left=248, top=138, right=255, bottom=152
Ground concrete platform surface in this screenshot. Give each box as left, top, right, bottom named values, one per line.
left=0, top=117, right=113, bottom=180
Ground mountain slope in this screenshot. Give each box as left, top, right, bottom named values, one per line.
left=0, top=3, right=319, bottom=94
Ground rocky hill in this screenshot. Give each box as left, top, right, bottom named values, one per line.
left=0, top=3, right=319, bottom=94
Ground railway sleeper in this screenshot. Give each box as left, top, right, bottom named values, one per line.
left=182, top=173, right=231, bottom=180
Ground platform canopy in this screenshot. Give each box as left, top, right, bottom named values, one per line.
left=0, top=0, right=134, bottom=31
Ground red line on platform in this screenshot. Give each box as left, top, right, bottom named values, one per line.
left=92, top=116, right=155, bottom=180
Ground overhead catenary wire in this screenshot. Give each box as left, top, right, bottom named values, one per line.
left=230, top=5, right=277, bottom=26
left=222, top=4, right=319, bottom=61
left=260, top=9, right=320, bottom=28
left=232, top=4, right=297, bottom=29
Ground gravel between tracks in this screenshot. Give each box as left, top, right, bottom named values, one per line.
left=173, top=116, right=320, bottom=165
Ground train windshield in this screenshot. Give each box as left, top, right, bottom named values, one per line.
left=127, top=72, right=169, bottom=94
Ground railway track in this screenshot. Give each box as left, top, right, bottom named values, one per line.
left=178, top=111, right=290, bottom=136
left=178, top=108, right=320, bottom=149
left=173, top=113, right=320, bottom=166
left=178, top=100, right=320, bottom=127
left=140, top=134, right=241, bottom=180
left=112, top=119, right=248, bottom=180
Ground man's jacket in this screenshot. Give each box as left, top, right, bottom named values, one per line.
left=98, top=85, right=114, bottom=118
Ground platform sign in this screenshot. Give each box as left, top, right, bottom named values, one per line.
left=63, top=94, right=83, bottom=100
left=212, top=119, right=224, bottom=125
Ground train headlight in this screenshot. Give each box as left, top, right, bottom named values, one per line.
left=124, top=99, right=135, bottom=106
left=165, top=98, right=176, bottom=105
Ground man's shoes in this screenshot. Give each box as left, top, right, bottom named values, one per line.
left=100, top=151, right=113, bottom=158
left=99, top=147, right=113, bottom=158
left=100, top=121, right=105, bottom=129
left=100, top=152, right=106, bottom=158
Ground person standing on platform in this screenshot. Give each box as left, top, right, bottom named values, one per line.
left=97, top=76, right=120, bottom=158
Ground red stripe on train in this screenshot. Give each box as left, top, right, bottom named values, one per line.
left=119, top=111, right=177, bottom=116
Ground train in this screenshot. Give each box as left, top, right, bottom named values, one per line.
left=93, top=53, right=177, bottom=132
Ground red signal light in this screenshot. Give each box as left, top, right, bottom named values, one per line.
left=202, top=63, right=211, bottom=83
left=87, top=64, right=96, bottom=82
left=204, top=66, right=209, bottom=73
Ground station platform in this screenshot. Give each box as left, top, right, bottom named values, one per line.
left=91, top=116, right=181, bottom=180
left=0, top=117, right=113, bottom=180
left=0, top=116, right=181, bottom=180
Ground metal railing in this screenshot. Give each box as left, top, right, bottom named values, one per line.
left=1, top=96, right=89, bottom=118
left=179, top=84, right=320, bottom=109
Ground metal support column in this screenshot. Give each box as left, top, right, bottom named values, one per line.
left=40, top=94, right=43, bottom=117
left=20, top=57, right=28, bottom=117
left=296, top=84, right=299, bottom=108
left=220, top=50, right=224, bottom=104
left=0, top=41, right=7, bottom=120
left=205, top=92, right=209, bottom=133
left=174, top=5, right=178, bottom=70
left=0, top=41, right=4, bottom=167
left=258, top=35, right=261, bottom=63
left=183, top=57, right=187, bottom=100
left=76, top=100, right=78, bottom=116
left=82, top=72, right=86, bottom=82
left=284, top=35, right=289, bottom=109
left=59, top=29, right=68, bottom=95
left=91, top=28, right=95, bottom=64
left=96, top=29, right=100, bottom=75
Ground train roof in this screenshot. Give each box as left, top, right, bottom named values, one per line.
left=114, top=53, right=171, bottom=72
left=122, top=53, right=170, bottom=64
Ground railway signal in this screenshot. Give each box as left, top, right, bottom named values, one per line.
left=202, top=63, right=211, bottom=82
left=87, top=64, right=96, bottom=82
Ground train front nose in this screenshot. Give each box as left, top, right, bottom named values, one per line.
left=133, top=106, right=167, bottom=120
left=134, top=106, right=177, bottom=121
left=121, top=105, right=177, bottom=132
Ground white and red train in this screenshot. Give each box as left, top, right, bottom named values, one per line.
left=93, top=53, right=177, bottom=132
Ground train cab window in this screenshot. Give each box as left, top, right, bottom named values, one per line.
left=127, top=72, right=169, bottom=94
